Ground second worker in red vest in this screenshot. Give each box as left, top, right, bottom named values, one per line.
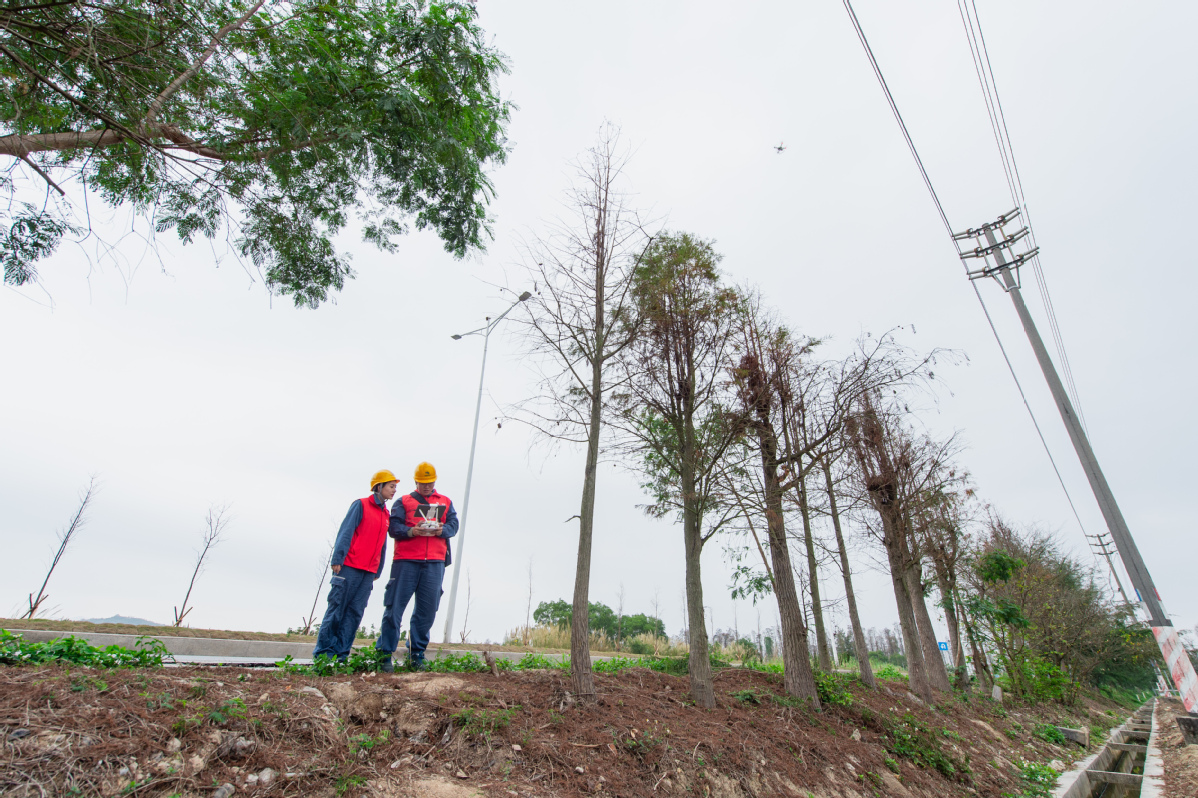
left=375, top=461, right=458, bottom=671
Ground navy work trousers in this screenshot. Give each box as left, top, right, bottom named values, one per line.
left=375, top=559, right=445, bottom=665
left=312, top=565, right=375, bottom=660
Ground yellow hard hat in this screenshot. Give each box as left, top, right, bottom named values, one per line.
left=413, top=462, right=437, bottom=483
left=370, top=470, right=400, bottom=490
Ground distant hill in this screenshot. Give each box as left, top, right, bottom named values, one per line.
left=83, top=615, right=164, bottom=626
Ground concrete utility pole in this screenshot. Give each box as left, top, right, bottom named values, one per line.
left=955, top=210, right=1198, bottom=714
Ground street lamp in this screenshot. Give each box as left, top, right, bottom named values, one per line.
left=441, top=290, right=532, bottom=645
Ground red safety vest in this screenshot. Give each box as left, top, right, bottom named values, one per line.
left=341, top=496, right=389, bottom=573
left=393, top=491, right=451, bottom=561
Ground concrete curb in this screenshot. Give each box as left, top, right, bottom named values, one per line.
left=1, top=628, right=618, bottom=666
left=1142, top=699, right=1166, bottom=798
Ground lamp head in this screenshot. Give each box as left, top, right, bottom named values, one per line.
left=518, top=291, right=532, bottom=301
left=451, top=334, right=462, bottom=340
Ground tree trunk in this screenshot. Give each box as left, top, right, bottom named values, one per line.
left=905, top=561, right=951, bottom=692
left=797, top=475, right=833, bottom=672
left=931, top=558, right=967, bottom=689
left=878, top=506, right=933, bottom=703
left=681, top=422, right=715, bottom=708
left=569, top=344, right=604, bottom=698
left=754, top=436, right=820, bottom=708
left=824, top=459, right=875, bottom=689
left=959, top=600, right=993, bottom=691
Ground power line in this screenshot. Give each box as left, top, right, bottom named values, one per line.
left=839, top=0, right=1110, bottom=576
left=839, top=0, right=953, bottom=239
left=957, top=0, right=1089, bottom=435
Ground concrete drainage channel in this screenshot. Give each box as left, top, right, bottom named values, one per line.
left=1054, top=700, right=1166, bottom=798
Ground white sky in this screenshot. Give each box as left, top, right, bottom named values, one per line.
left=2, top=1, right=1195, bottom=648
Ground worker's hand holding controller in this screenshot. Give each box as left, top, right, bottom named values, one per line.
left=415, top=521, right=443, bottom=536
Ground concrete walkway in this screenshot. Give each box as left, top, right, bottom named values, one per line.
left=2, top=627, right=610, bottom=666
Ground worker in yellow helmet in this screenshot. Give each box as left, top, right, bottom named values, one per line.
left=312, top=470, right=400, bottom=662
left=375, top=462, right=458, bottom=671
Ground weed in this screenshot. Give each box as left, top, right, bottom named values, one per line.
left=1032, top=724, right=1066, bottom=745
left=730, top=689, right=762, bottom=705
left=516, top=652, right=568, bottom=670
left=612, top=724, right=664, bottom=758
left=884, top=757, right=900, bottom=774
left=813, top=671, right=854, bottom=708
left=70, top=675, right=108, bottom=693
left=882, top=712, right=972, bottom=783
left=993, top=706, right=1009, bottom=718
left=276, top=648, right=388, bottom=675
left=941, top=728, right=962, bottom=741
left=206, top=698, right=246, bottom=726
left=548, top=709, right=564, bottom=724
left=1002, top=760, right=1057, bottom=798
left=453, top=706, right=519, bottom=740
left=144, top=692, right=176, bottom=711
left=0, top=631, right=170, bottom=668
left=334, top=774, right=367, bottom=795
left=875, top=664, right=908, bottom=683
left=349, top=730, right=391, bottom=754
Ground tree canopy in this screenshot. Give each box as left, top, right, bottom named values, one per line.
left=1, top=0, right=511, bottom=305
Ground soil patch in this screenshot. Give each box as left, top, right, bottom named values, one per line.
left=0, top=664, right=1129, bottom=797
left=1156, top=698, right=1198, bottom=797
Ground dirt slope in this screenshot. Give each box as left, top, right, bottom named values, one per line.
left=0, top=664, right=1128, bottom=797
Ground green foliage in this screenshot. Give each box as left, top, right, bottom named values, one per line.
left=453, top=706, right=518, bottom=739
left=0, top=630, right=169, bottom=668
left=875, top=664, right=908, bottom=683
left=975, top=551, right=1026, bottom=583
left=334, top=774, right=367, bottom=796
left=813, top=671, right=854, bottom=708
left=532, top=599, right=666, bottom=640
left=276, top=647, right=387, bottom=675
left=1006, top=722, right=1023, bottom=740
left=882, top=712, right=972, bottom=783
left=206, top=698, right=247, bottom=726
left=1, top=1, right=512, bottom=306
left=1032, top=724, right=1066, bottom=745
left=884, top=757, right=900, bottom=774
left=515, top=652, right=569, bottom=670
left=1003, top=760, right=1058, bottom=798
left=730, top=689, right=762, bottom=705
left=349, top=730, right=391, bottom=753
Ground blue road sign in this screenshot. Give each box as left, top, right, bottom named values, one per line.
left=938, top=641, right=949, bottom=651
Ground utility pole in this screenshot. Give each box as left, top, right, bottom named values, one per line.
left=441, top=291, right=532, bottom=645
left=955, top=210, right=1198, bottom=713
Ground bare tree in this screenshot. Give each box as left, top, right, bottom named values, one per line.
left=822, top=455, right=877, bottom=688
left=173, top=504, right=232, bottom=627
left=844, top=395, right=958, bottom=700
left=459, top=569, right=473, bottom=644
left=515, top=124, right=651, bottom=698
left=298, top=541, right=336, bottom=635
left=615, top=581, right=626, bottom=651
left=24, top=476, right=98, bottom=619
left=615, top=231, right=742, bottom=709
left=524, top=556, right=535, bottom=646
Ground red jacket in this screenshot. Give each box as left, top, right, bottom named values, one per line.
left=340, top=496, right=390, bottom=574
left=391, top=490, right=458, bottom=563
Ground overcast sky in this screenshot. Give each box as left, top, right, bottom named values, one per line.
left=2, top=1, right=1195, bottom=648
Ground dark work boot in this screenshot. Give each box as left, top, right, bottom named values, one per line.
left=380, top=656, right=394, bottom=673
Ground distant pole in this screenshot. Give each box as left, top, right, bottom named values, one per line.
left=441, top=291, right=531, bottom=645
left=956, top=212, right=1198, bottom=712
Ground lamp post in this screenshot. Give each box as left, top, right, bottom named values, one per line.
left=441, top=290, right=532, bottom=645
